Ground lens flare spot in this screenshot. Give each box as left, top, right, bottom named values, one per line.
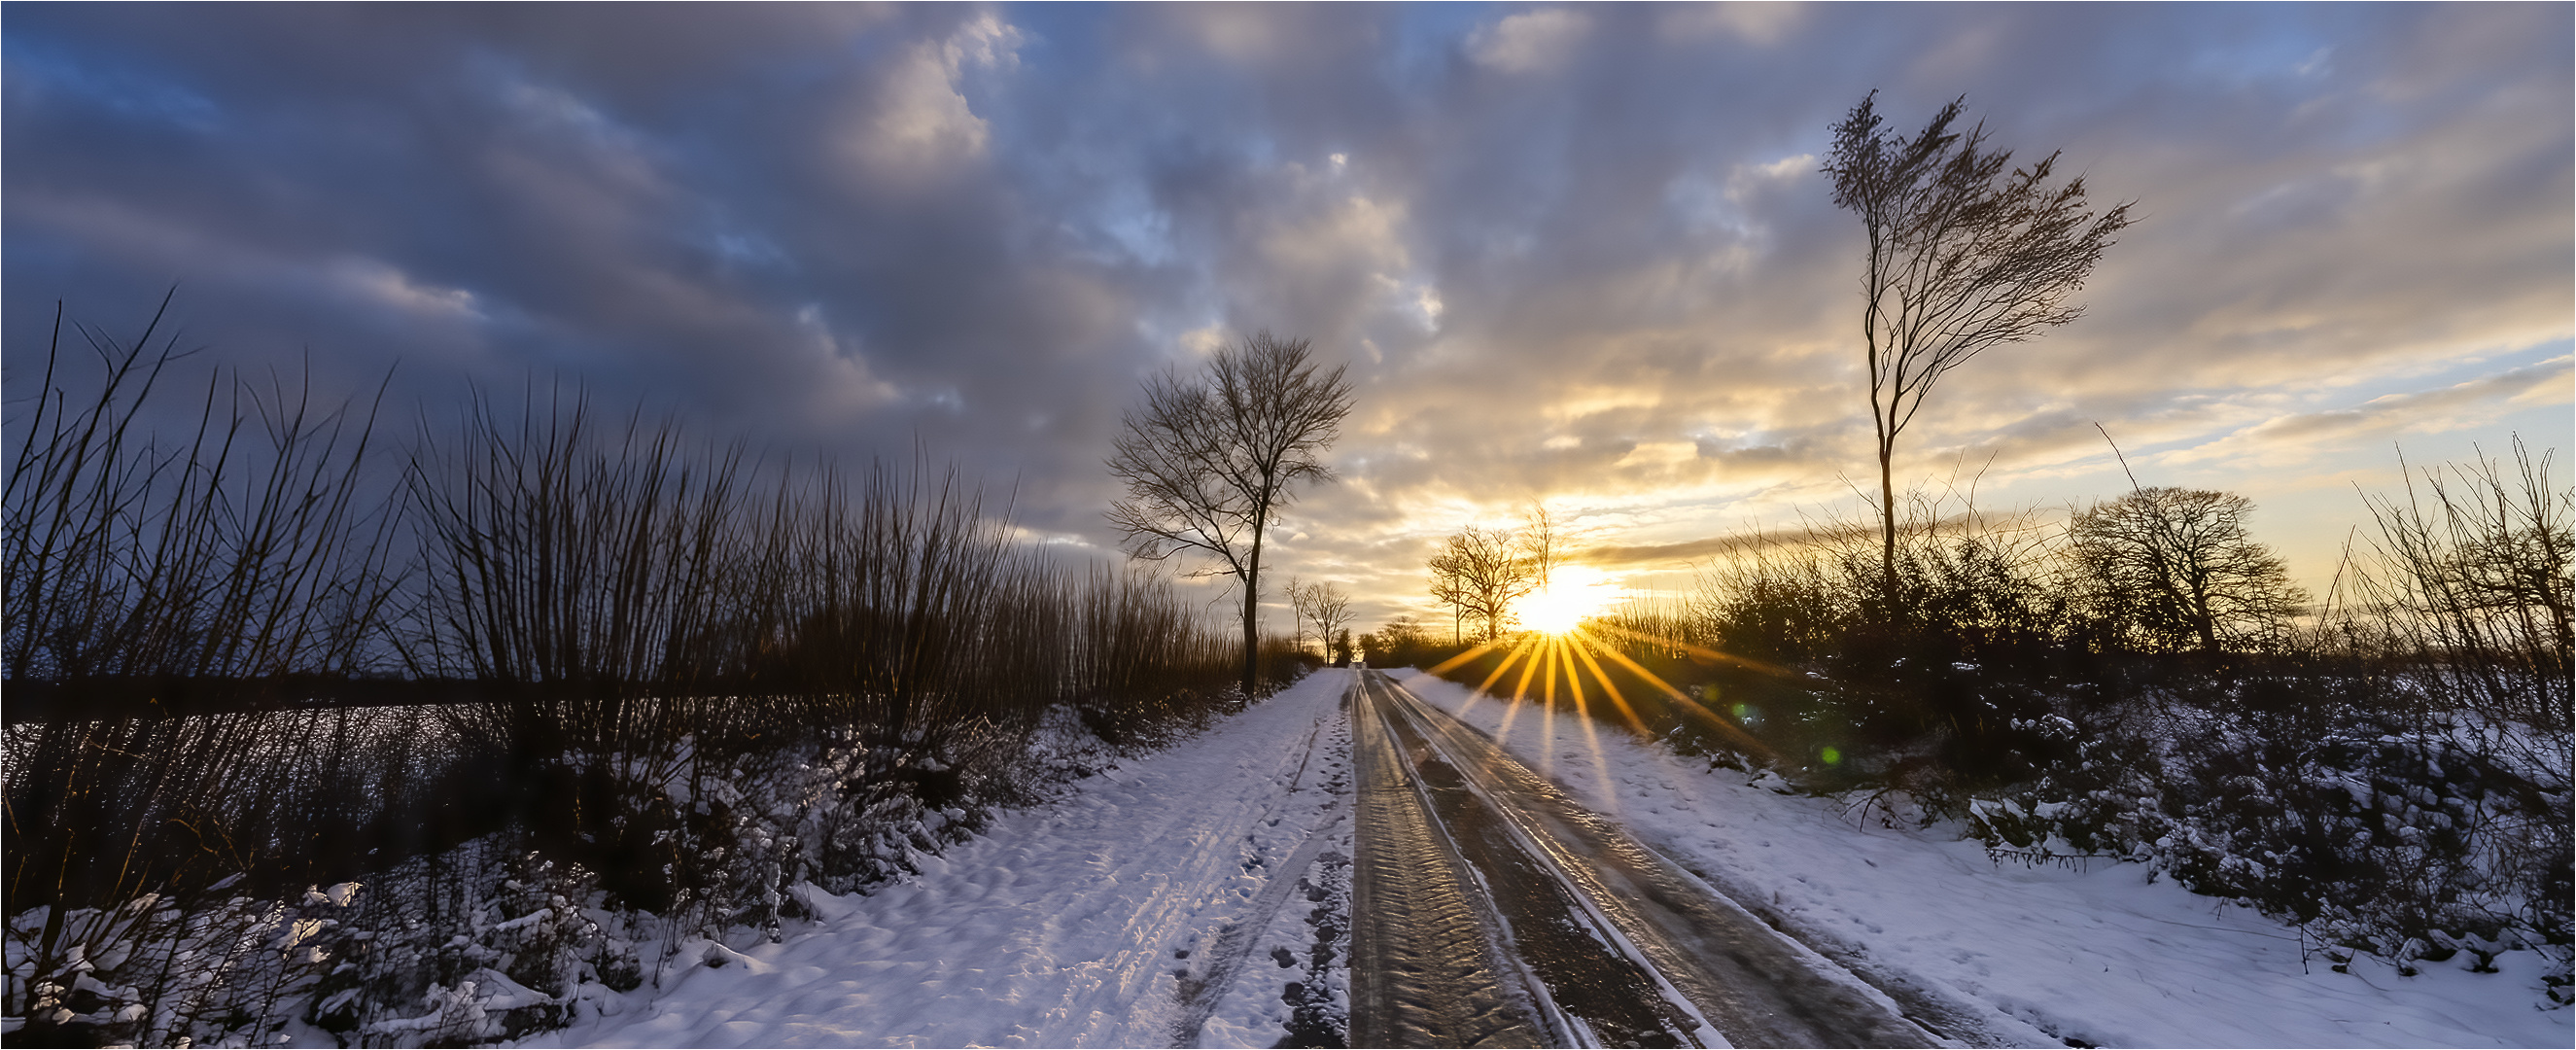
left=1821, top=746, right=1842, bottom=766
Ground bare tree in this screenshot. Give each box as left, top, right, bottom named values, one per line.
left=1428, top=555, right=1467, bottom=645
left=1428, top=525, right=1533, bottom=643
left=1284, top=576, right=1312, bottom=655
left=1107, top=332, right=1354, bottom=699
left=1291, top=578, right=1352, bottom=658
left=2068, top=486, right=2305, bottom=654
left=1520, top=501, right=1559, bottom=592
left=1825, top=91, right=2134, bottom=607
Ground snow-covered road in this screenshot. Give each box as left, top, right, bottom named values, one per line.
left=1394, top=668, right=2570, bottom=1049
left=529, top=665, right=2565, bottom=1048
left=528, top=672, right=1355, bottom=1049
left=1353, top=669, right=1934, bottom=1048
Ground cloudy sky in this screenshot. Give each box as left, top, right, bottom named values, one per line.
left=8, top=3, right=2569, bottom=631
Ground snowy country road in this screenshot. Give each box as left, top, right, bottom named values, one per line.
left=1350, top=669, right=1932, bottom=1048
left=525, top=666, right=2562, bottom=1049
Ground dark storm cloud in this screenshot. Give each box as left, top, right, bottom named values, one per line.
left=7, top=4, right=2568, bottom=628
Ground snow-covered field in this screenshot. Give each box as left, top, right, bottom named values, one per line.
left=1391, top=669, right=2572, bottom=1049
left=522, top=671, right=1353, bottom=1049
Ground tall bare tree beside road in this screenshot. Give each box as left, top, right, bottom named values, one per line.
left=1108, top=332, right=1355, bottom=700
left=1825, top=91, right=2133, bottom=611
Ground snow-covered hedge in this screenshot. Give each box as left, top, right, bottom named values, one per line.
left=0, top=700, right=1181, bottom=1045
left=1965, top=695, right=2569, bottom=1000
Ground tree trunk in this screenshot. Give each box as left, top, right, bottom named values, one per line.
left=1879, top=438, right=1899, bottom=615
left=2188, top=576, right=2221, bottom=655
left=1241, top=520, right=1266, bottom=701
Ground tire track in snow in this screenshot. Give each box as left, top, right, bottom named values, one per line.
left=1371, top=671, right=1936, bottom=1048
left=1350, top=672, right=1561, bottom=1048
left=1044, top=698, right=1349, bottom=1048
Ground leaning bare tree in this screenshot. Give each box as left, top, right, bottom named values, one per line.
left=1824, top=91, right=2133, bottom=609
left=1107, top=332, right=1354, bottom=700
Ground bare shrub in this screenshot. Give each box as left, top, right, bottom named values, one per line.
left=7, top=301, right=1256, bottom=1041
left=3, top=299, right=408, bottom=1037
left=2337, top=438, right=2571, bottom=732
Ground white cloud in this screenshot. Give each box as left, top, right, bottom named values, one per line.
left=840, top=16, right=1024, bottom=183
left=2165, top=356, right=2572, bottom=468
left=1179, top=325, right=1230, bottom=357
left=1656, top=3, right=1806, bottom=47
left=333, top=258, right=483, bottom=321
left=1467, top=9, right=1589, bottom=74
left=793, top=303, right=903, bottom=417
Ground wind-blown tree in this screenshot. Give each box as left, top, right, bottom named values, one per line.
left=1824, top=91, right=2134, bottom=609
left=2068, top=486, right=2306, bottom=654
left=1428, top=525, right=1533, bottom=643
left=1107, top=332, right=1354, bottom=700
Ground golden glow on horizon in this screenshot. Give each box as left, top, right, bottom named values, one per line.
left=1420, top=623, right=1781, bottom=775
left=1517, top=565, right=1619, bottom=634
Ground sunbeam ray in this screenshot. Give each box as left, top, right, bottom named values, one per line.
left=1581, top=633, right=1774, bottom=761
left=1463, top=636, right=1538, bottom=719
left=1538, top=635, right=1563, bottom=776
left=1560, top=643, right=1621, bottom=820
left=1424, top=637, right=1513, bottom=679
left=1584, top=620, right=1792, bottom=679
left=1563, top=629, right=1653, bottom=737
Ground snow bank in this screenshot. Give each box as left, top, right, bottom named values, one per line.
left=1397, top=670, right=2570, bottom=1049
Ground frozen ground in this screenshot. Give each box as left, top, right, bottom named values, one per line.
left=1391, top=668, right=2572, bottom=1049
left=523, top=671, right=1353, bottom=1049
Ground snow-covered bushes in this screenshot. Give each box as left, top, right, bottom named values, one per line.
left=4, top=876, right=366, bottom=1046
left=1553, top=441, right=2569, bottom=994
left=1965, top=689, right=2568, bottom=997
left=5, top=311, right=1251, bottom=1044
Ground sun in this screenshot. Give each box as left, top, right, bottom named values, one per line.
left=1518, top=566, right=1619, bottom=634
